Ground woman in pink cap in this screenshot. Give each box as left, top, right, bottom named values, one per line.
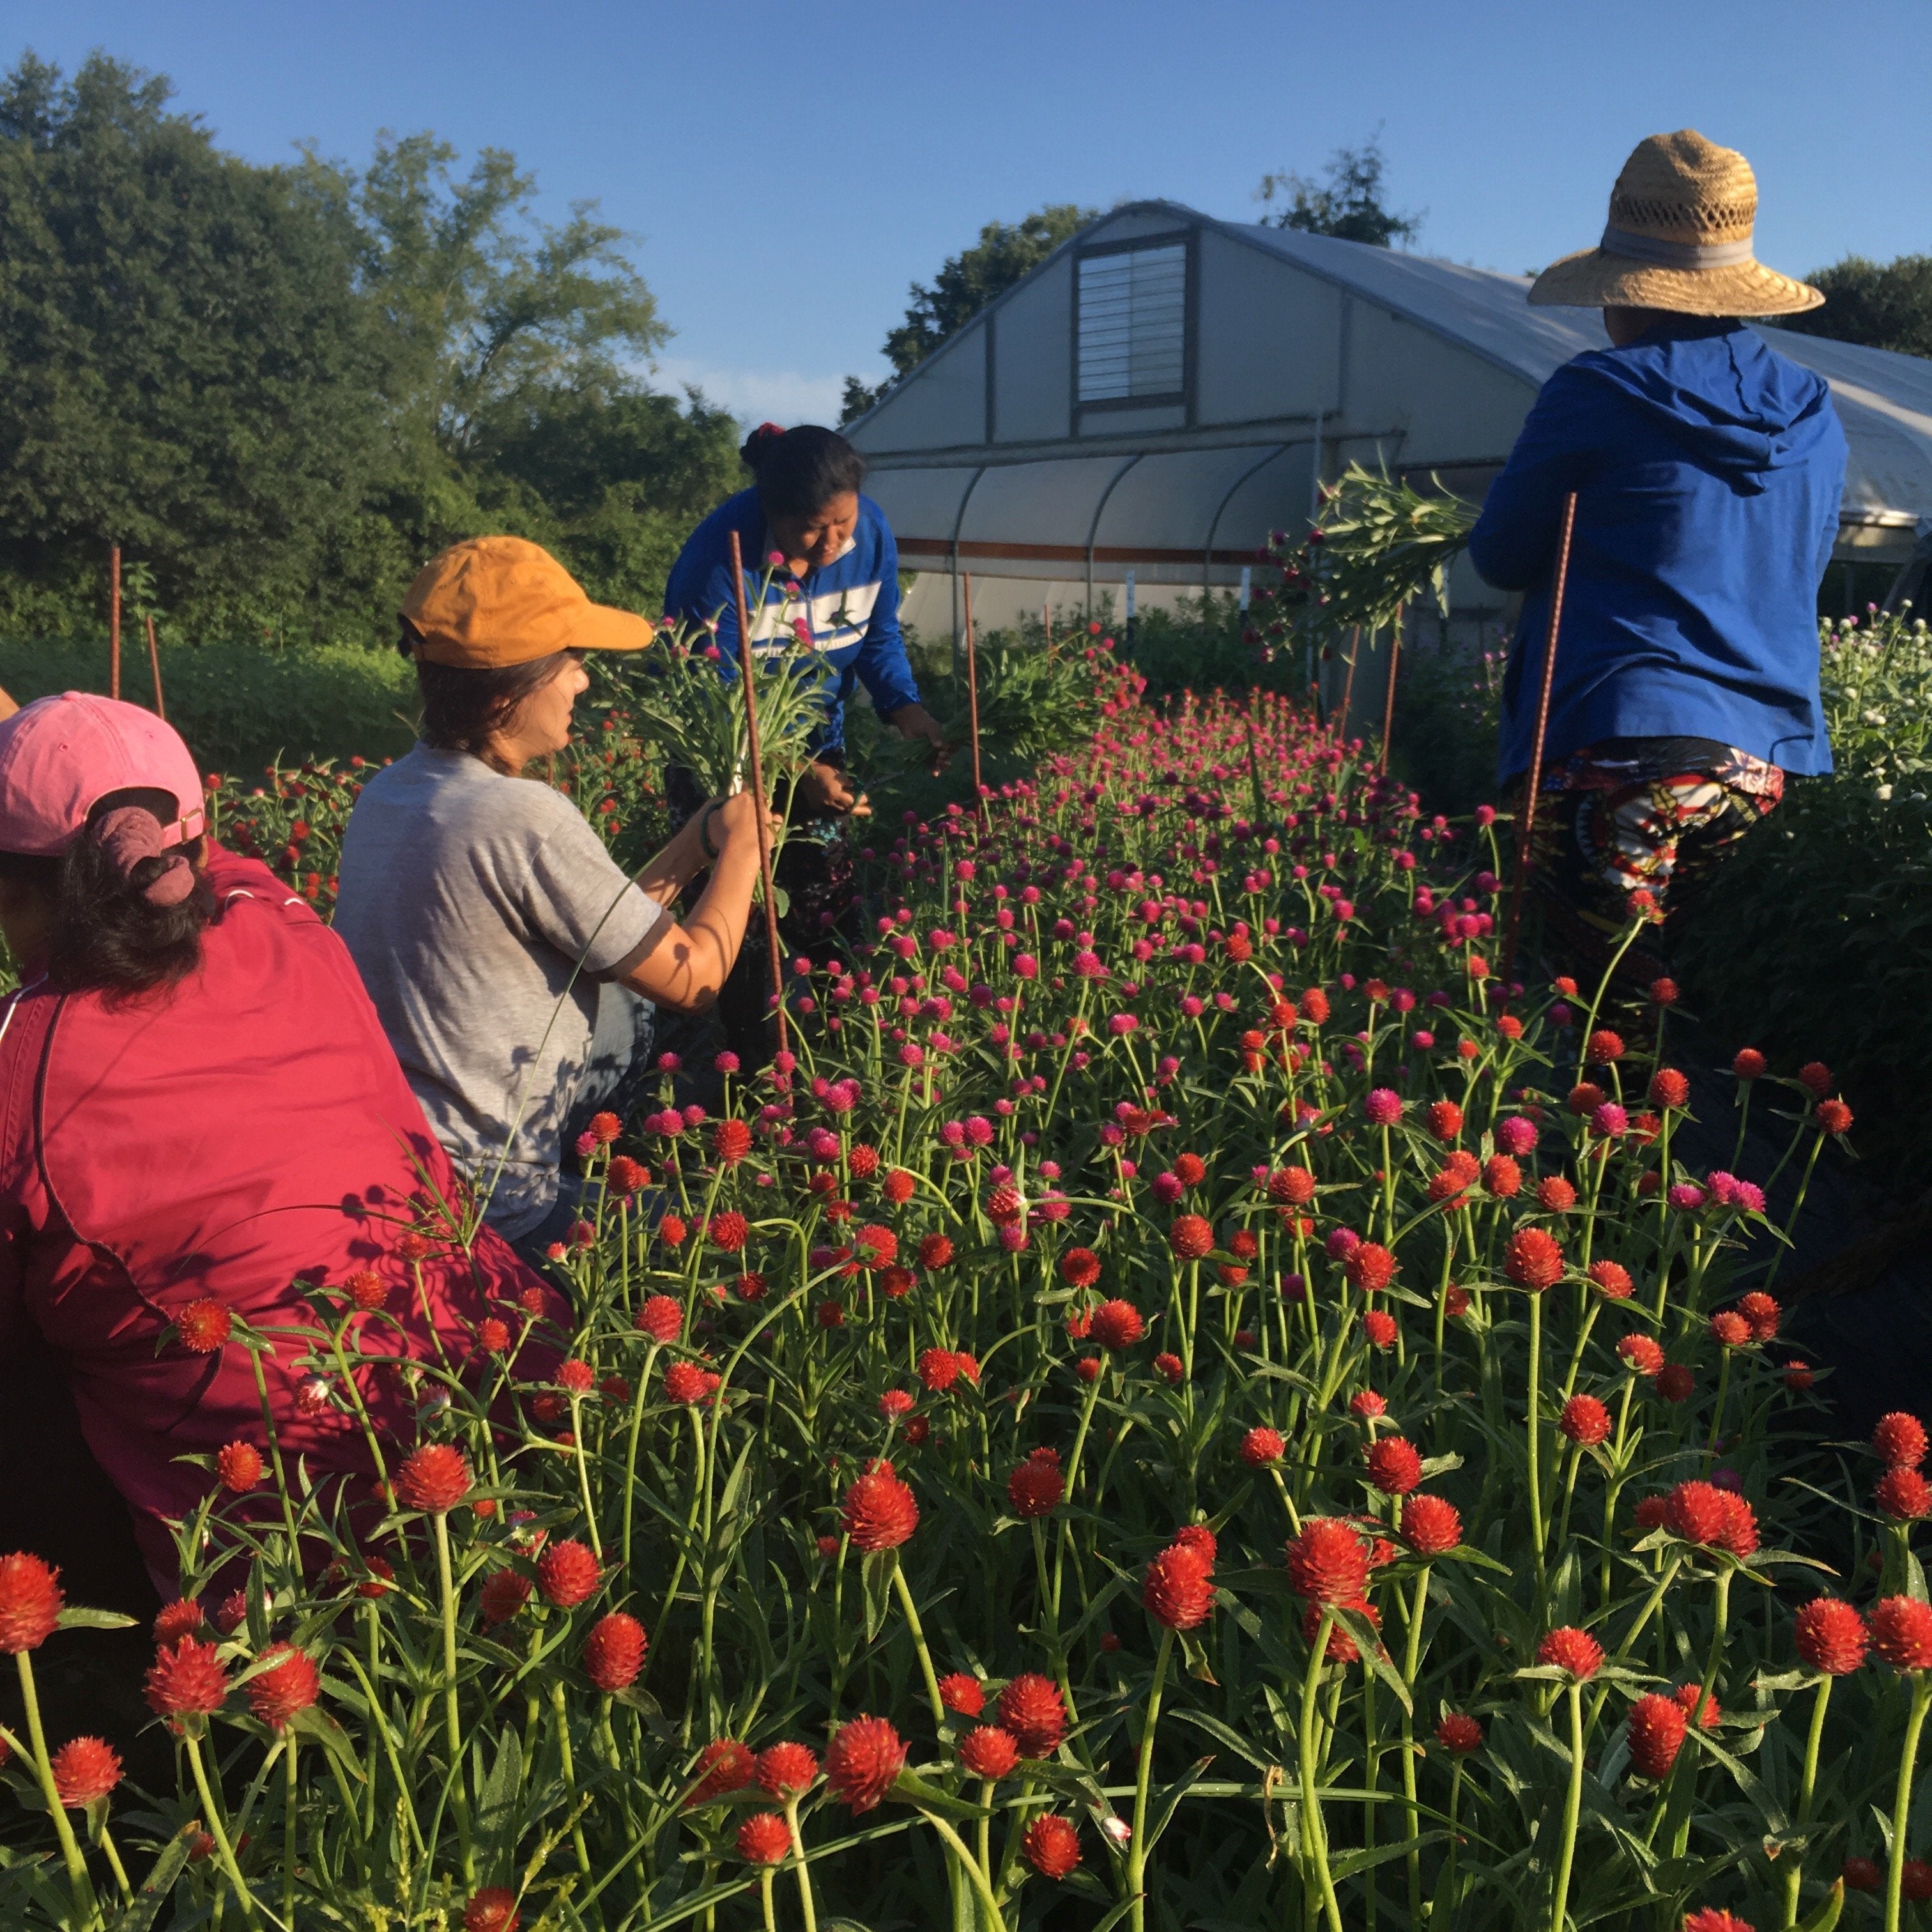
left=0, top=693, right=565, bottom=1603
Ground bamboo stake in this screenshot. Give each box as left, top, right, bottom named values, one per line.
left=108, top=545, right=121, bottom=702
left=145, top=615, right=165, bottom=721
left=1339, top=624, right=1360, bottom=735
left=963, top=571, right=984, bottom=818
left=726, top=529, right=789, bottom=1058
left=1501, top=492, right=1580, bottom=988
left=1380, top=602, right=1404, bottom=765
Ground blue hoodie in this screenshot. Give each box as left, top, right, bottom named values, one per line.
left=1469, top=317, right=1845, bottom=781
left=662, top=488, right=921, bottom=756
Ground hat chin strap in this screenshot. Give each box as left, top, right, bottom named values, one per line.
left=1600, top=224, right=1756, bottom=270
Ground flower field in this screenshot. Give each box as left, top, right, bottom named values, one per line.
left=0, top=649, right=1915, bottom=1932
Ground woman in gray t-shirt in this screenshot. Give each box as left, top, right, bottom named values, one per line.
left=335, top=537, right=770, bottom=1257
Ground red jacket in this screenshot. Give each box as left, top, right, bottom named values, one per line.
left=0, top=847, right=564, bottom=1590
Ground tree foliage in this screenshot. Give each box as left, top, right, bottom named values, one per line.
left=1781, top=252, right=1932, bottom=361
left=843, top=203, right=1098, bottom=419
left=0, top=52, right=739, bottom=644
left=1255, top=134, right=1420, bottom=249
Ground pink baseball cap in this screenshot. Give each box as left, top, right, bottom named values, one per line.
left=0, top=693, right=206, bottom=857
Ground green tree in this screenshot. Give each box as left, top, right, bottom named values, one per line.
left=1255, top=134, right=1420, bottom=249
left=843, top=203, right=1098, bottom=417
left=1781, top=253, right=1932, bottom=360
left=0, top=52, right=390, bottom=638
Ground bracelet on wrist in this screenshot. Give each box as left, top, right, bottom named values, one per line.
left=699, top=801, right=723, bottom=861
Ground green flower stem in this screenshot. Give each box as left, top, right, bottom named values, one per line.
left=889, top=1561, right=947, bottom=1729
left=782, top=1797, right=819, bottom=1932
left=759, top=1867, right=778, bottom=1932
left=1299, top=1611, right=1345, bottom=1932
left=1126, top=1624, right=1175, bottom=1932
left=551, top=1680, right=594, bottom=1878
left=431, top=1510, right=475, bottom=1884
left=1549, top=1682, right=1586, bottom=1932
left=1399, top=1567, right=1431, bottom=1926
left=620, top=1341, right=662, bottom=1579
left=96, top=1821, right=132, bottom=1905
left=917, top=1807, right=1006, bottom=1932
left=1885, top=1673, right=1932, bottom=1932
left=183, top=1725, right=263, bottom=1929
left=282, top=1730, right=299, bottom=1931
left=1441, top=1755, right=1466, bottom=1917
left=1527, top=1289, right=1547, bottom=1590
left=15, top=1651, right=96, bottom=1925
left=1783, top=1674, right=1834, bottom=1929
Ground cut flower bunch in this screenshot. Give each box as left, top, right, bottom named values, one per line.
left=0, top=648, right=1905, bottom=1932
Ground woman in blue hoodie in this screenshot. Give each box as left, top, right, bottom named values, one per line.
left=664, top=424, right=949, bottom=1055
left=1469, top=130, right=1846, bottom=986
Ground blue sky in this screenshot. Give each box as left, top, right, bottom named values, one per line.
left=8, top=0, right=1929, bottom=424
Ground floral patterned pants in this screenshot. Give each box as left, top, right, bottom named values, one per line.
left=1521, top=736, right=1783, bottom=984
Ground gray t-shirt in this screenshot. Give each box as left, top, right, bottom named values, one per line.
left=334, top=745, right=666, bottom=1238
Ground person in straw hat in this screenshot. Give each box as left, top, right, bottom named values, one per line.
left=1469, top=129, right=1845, bottom=989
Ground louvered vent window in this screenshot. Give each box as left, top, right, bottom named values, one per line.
left=1077, top=243, right=1186, bottom=402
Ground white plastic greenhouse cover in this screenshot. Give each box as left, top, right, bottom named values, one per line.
left=860, top=208, right=1932, bottom=581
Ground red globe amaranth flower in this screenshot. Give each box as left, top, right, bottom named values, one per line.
left=1798, top=1060, right=1833, bottom=1098
left=1154, top=1349, right=1188, bottom=1381
left=1634, top=1496, right=1669, bottom=1533
left=1344, top=1243, right=1397, bottom=1293
left=1401, top=1494, right=1462, bottom=1556
left=882, top=1168, right=916, bottom=1205
left=686, top=1738, right=756, bottom=1805
left=1143, top=1543, right=1215, bottom=1629
left=0, top=1552, right=64, bottom=1653
left=1877, top=1467, right=1932, bottom=1521
left=1504, top=1227, right=1564, bottom=1291
left=1008, top=1457, right=1065, bottom=1517
left=1559, top=1395, right=1613, bottom=1446
left=1241, top=1426, right=1285, bottom=1466
left=1648, top=1067, right=1690, bottom=1109
left=1536, top=1176, right=1577, bottom=1213
left=1362, top=1310, right=1398, bottom=1349
left=918, top=1232, right=954, bottom=1269
left=1302, top=1597, right=1380, bottom=1661
left=583, top=1613, right=647, bottom=1692
left=463, top=1889, right=520, bottom=1932
left=938, top=1672, right=985, bottom=1717
left=1870, top=1595, right=1932, bottom=1671
left=735, top=1812, right=792, bottom=1865
left=153, top=1598, right=203, bottom=1646
left=480, top=1570, right=532, bottom=1627
left=1434, top=1712, right=1482, bottom=1754
left=1817, top=1099, right=1853, bottom=1135
left=755, top=1741, right=819, bottom=1797
left=1586, top=1029, right=1625, bottom=1064
left=636, top=1295, right=682, bottom=1343
left=1587, top=1261, right=1635, bottom=1301
left=1059, top=1247, right=1101, bottom=1288
left=535, top=1540, right=601, bottom=1608
left=998, top=1673, right=1067, bottom=1758
left=144, top=1636, right=229, bottom=1718
left=1783, top=1359, right=1815, bottom=1392
left=1022, top=1814, right=1082, bottom=1880
left=1287, top=1519, right=1370, bottom=1609
left=712, top=1118, right=754, bottom=1164
left=1732, top=1048, right=1767, bottom=1080
left=1843, top=1857, right=1883, bottom=1893
left=1269, top=1166, right=1317, bottom=1206
left=658, top=1215, right=687, bottom=1246
left=1874, top=1411, right=1929, bottom=1469
left=1683, top=1913, right=1754, bottom=1932
left=709, top=1210, right=750, bottom=1253
left=247, top=1644, right=319, bottom=1727
left=1906, top=1861, right=1932, bottom=1904
left=824, top=1715, right=906, bottom=1812
left=1736, top=1291, right=1780, bottom=1340
left=346, top=1271, right=389, bottom=1312
left=1426, top=1099, right=1464, bottom=1142
left=50, top=1735, right=121, bottom=1807
left=1710, top=1310, right=1751, bottom=1348
left=608, top=1155, right=648, bottom=1197
left=395, top=1443, right=472, bottom=1515
left=959, top=1725, right=1020, bottom=1779
left=1537, top=1627, right=1604, bottom=1680
left=663, top=1361, right=710, bottom=1404
left=1169, top=1215, right=1215, bottom=1261
left=1625, top=1692, right=1687, bottom=1779
left=1675, top=1682, right=1721, bottom=1729
left=1657, top=1363, right=1696, bottom=1404
left=1365, top=1436, right=1423, bottom=1496
left=843, top=1462, right=919, bottom=1550
left=1482, top=1154, right=1522, bottom=1198
left=1662, top=1480, right=1728, bottom=1547
left=175, top=1298, right=233, bottom=1353
left=215, top=1439, right=264, bottom=1493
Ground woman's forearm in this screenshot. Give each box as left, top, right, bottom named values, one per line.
left=618, top=839, right=761, bottom=1011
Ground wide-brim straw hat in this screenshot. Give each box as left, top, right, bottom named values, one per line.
left=1528, top=130, right=1822, bottom=318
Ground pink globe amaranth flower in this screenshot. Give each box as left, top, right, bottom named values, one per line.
left=1363, top=1088, right=1402, bottom=1126
left=824, top=1715, right=906, bottom=1811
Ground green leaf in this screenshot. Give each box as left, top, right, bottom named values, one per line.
left=861, top=1547, right=898, bottom=1644
left=889, top=1770, right=983, bottom=1822
left=107, top=1827, right=193, bottom=1932
left=1796, top=1880, right=1845, bottom=1932
left=54, top=1607, right=137, bottom=1632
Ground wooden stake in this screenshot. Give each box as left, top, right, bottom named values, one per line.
left=1501, top=492, right=1580, bottom=988
left=145, top=615, right=165, bottom=721
left=963, top=571, right=984, bottom=816
left=726, top=529, right=789, bottom=1057
left=109, top=544, right=121, bottom=702
left=1380, top=602, right=1404, bottom=766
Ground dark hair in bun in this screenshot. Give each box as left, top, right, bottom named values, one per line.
left=740, top=424, right=866, bottom=520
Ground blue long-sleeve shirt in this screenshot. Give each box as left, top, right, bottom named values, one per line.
left=662, top=488, right=921, bottom=756
left=1469, top=317, right=1845, bottom=782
